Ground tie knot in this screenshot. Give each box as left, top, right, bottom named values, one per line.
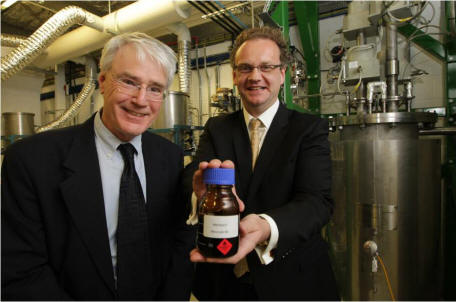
left=118, top=143, right=137, bottom=163
left=249, top=118, right=262, bottom=131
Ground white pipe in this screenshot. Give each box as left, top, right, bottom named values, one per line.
left=33, top=0, right=191, bottom=69
left=166, top=22, right=191, bottom=42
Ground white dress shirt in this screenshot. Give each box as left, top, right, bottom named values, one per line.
left=243, top=100, right=280, bottom=265
left=94, top=111, right=147, bottom=276
left=186, top=101, right=281, bottom=265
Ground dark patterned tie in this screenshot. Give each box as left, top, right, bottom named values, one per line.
left=116, top=143, right=153, bottom=300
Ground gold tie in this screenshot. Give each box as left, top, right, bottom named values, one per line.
left=233, top=119, right=263, bottom=278
left=249, top=118, right=262, bottom=169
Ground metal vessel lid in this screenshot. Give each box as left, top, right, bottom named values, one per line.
left=204, top=168, right=235, bottom=185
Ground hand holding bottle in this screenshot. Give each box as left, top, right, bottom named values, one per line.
left=190, top=159, right=271, bottom=264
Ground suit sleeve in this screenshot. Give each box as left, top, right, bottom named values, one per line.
left=1, top=146, right=72, bottom=300
left=266, top=118, right=333, bottom=258
left=159, top=149, right=196, bottom=301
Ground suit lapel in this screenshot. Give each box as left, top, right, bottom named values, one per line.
left=247, top=105, right=290, bottom=200
left=232, top=112, right=252, bottom=200
left=141, top=134, right=163, bottom=209
left=59, top=117, right=116, bottom=294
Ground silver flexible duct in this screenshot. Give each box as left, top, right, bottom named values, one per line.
left=36, top=57, right=97, bottom=133
left=1, top=34, right=26, bottom=47
left=1, top=6, right=104, bottom=81
left=178, top=39, right=191, bottom=94
left=167, top=22, right=191, bottom=94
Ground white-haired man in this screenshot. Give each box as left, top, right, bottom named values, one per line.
left=2, top=32, right=194, bottom=300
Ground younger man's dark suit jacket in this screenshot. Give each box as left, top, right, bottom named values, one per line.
left=1, top=115, right=194, bottom=300
left=185, top=104, right=339, bottom=300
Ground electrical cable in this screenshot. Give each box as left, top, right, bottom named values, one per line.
left=386, top=1, right=428, bottom=24
left=206, top=1, right=243, bottom=33
left=197, top=1, right=240, bottom=34
left=187, top=1, right=235, bottom=35
left=376, top=254, right=396, bottom=301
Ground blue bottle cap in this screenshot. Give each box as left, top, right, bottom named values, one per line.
left=203, top=168, right=235, bottom=185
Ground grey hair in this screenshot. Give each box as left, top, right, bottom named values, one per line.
left=99, top=32, right=177, bottom=88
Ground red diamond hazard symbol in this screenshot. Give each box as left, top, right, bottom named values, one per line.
left=217, top=239, right=232, bottom=255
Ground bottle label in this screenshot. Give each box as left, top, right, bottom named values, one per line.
left=203, top=214, right=239, bottom=239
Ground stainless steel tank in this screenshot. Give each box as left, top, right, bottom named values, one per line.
left=152, top=91, right=188, bottom=129
left=1, top=112, right=35, bottom=150
left=328, top=112, right=442, bottom=300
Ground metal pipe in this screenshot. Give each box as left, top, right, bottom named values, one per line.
left=204, top=45, right=212, bottom=118
left=251, top=1, right=255, bottom=28
left=215, top=63, right=221, bottom=90
left=385, top=23, right=400, bottom=112
left=33, top=0, right=191, bottom=69
left=36, top=56, right=97, bottom=132
left=206, top=1, right=243, bottom=33
left=189, top=1, right=237, bottom=35
left=448, top=1, right=456, bottom=34
left=367, top=81, right=387, bottom=103
left=195, top=40, right=203, bottom=126
left=213, top=0, right=248, bottom=29
left=404, top=80, right=413, bottom=112
left=1, top=6, right=104, bottom=80
left=198, top=1, right=239, bottom=33
left=419, top=127, right=456, bottom=136
left=356, top=32, right=366, bottom=104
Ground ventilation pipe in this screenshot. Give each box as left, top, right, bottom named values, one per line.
left=36, top=56, right=97, bottom=133
left=1, top=34, right=26, bottom=48
left=167, top=22, right=191, bottom=94
left=33, top=0, right=191, bottom=69
left=1, top=6, right=104, bottom=81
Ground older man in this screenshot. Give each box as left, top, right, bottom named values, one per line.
left=2, top=32, right=194, bottom=300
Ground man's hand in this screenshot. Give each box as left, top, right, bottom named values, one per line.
left=192, top=159, right=239, bottom=200
left=190, top=213, right=271, bottom=264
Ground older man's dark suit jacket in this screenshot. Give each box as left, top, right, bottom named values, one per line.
left=1, top=115, right=194, bottom=300
left=185, top=104, right=339, bottom=300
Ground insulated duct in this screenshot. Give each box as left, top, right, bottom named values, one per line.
left=36, top=57, right=97, bottom=133
left=1, top=34, right=26, bottom=48
left=167, top=22, right=191, bottom=94
left=1, top=6, right=104, bottom=81
left=33, top=0, right=191, bottom=69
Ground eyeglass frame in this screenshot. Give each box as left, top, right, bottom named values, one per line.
left=109, top=72, right=167, bottom=102
left=233, top=63, right=284, bottom=74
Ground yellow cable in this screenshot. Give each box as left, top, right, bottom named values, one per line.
left=376, top=254, right=396, bottom=301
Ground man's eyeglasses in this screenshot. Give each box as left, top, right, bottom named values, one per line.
left=110, top=74, right=166, bottom=101
left=234, top=64, right=283, bottom=74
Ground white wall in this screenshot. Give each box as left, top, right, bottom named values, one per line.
left=1, top=55, right=44, bottom=129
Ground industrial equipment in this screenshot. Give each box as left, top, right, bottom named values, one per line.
left=150, top=91, right=201, bottom=156
left=210, top=87, right=241, bottom=115
left=1, top=112, right=35, bottom=152
left=327, top=1, right=442, bottom=300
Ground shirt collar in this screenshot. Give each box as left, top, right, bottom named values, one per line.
left=94, top=110, right=142, bottom=154
left=243, top=100, right=280, bottom=130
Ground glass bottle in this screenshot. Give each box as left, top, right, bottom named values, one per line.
left=197, top=167, right=239, bottom=258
